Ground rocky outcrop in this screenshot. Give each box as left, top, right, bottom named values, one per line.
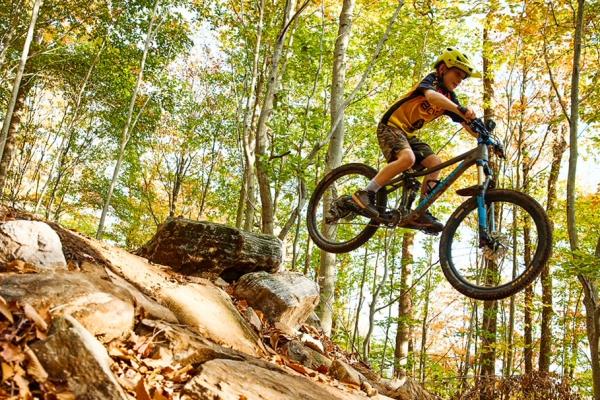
left=0, top=220, right=67, bottom=271
left=137, top=218, right=283, bottom=281
left=234, top=271, right=319, bottom=333
left=183, top=358, right=393, bottom=400
left=0, top=207, right=436, bottom=400
left=0, top=272, right=134, bottom=342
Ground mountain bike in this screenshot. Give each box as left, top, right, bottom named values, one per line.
left=306, top=118, right=552, bottom=301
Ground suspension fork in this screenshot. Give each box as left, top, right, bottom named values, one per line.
left=476, top=160, right=494, bottom=247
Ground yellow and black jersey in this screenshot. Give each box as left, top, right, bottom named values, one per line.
left=381, top=72, right=463, bottom=135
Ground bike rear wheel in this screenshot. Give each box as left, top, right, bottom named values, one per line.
left=440, top=189, right=551, bottom=300
left=307, top=163, right=387, bottom=253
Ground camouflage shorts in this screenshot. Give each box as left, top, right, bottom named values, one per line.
left=376, top=123, right=434, bottom=165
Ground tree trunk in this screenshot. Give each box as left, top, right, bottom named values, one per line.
left=419, top=240, right=434, bottom=384
left=96, top=0, right=160, bottom=238
left=236, top=0, right=265, bottom=230
left=0, top=0, right=42, bottom=193
left=363, top=247, right=382, bottom=359
left=478, top=4, right=498, bottom=391
left=315, top=0, right=354, bottom=336
left=351, top=246, right=369, bottom=353
left=566, top=0, right=600, bottom=397
left=539, top=127, right=566, bottom=372
left=523, top=159, right=534, bottom=374
left=394, top=232, right=414, bottom=378
left=0, top=74, right=34, bottom=197
left=254, top=0, right=307, bottom=235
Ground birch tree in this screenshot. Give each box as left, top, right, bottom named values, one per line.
left=0, top=0, right=43, bottom=194
left=96, top=0, right=161, bottom=238
left=315, top=0, right=354, bottom=336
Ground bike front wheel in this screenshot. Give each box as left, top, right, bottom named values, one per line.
left=440, top=189, right=552, bottom=300
left=306, top=163, right=387, bottom=253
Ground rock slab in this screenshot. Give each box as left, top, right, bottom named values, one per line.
left=234, top=271, right=319, bottom=333
left=137, top=218, right=282, bottom=281
left=0, top=220, right=66, bottom=270
left=0, top=272, right=134, bottom=342
left=183, top=359, right=393, bottom=400
left=31, top=315, right=128, bottom=400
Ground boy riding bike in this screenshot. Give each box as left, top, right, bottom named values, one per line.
left=352, top=47, right=481, bottom=232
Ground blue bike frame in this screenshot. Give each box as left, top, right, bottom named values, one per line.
left=385, top=133, right=499, bottom=245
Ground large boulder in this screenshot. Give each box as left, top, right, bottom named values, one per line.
left=137, top=218, right=283, bottom=281
left=0, top=220, right=67, bottom=271
left=31, top=315, right=129, bottom=400
left=0, top=272, right=134, bottom=342
left=234, top=271, right=319, bottom=333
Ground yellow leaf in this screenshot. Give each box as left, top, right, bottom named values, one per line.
left=1, top=362, right=14, bottom=383
left=0, top=296, right=13, bottom=324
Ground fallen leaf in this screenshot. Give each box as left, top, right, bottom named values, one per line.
left=1, top=362, right=14, bottom=383
left=269, top=331, right=279, bottom=349
left=1, top=343, right=25, bottom=363
left=56, top=392, right=77, bottom=400
left=24, top=345, right=48, bottom=383
left=13, top=372, right=31, bottom=399
left=0, top=296, right=13, bottom=324
left=152, top=388, right=170, bottom=400
left=285, top=360, right=308, bottom=375
left=316, top=364, right=329, bottom=374
left=22, top=303, right=48, bottom=332
left=135, top=378, right=152, bottom=400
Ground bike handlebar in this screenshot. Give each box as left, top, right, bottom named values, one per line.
left=469, top=118, right=505, bottom=159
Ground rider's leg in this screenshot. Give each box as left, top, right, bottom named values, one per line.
left=353, top=149, right=415, bottom=217
left=406, top=145, right=444, bottom=232
left=353, top=124, right=415, bottom=217
left=372, top=148, right=416, bottom=187
left=419, top=154, right=442, bottom=197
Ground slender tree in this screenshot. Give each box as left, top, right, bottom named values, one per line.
left=96, top=0, right=161, bottom=238
left=394, top=231, right=414, bottom=378
left=315, top=0, right=355, bottom=335
left=0, top=0, right=43, bottom=193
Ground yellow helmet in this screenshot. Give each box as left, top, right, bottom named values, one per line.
left=434, top=47, right=482, bottom=78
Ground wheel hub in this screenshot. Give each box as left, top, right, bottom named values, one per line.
left=326, top=195, right=359, bottom=224
left=483, top=232, right=509, bottom=261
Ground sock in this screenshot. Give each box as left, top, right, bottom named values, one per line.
left=366, top=179, right=382, bottom=192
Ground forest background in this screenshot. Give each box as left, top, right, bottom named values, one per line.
left=0, top=0, right=599, bottom=398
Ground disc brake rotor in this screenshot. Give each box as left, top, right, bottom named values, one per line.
left=483, top=232, right=509, bottom=261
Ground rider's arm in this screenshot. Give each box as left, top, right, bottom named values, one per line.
left=461, top=122, right=479, bottom=138
left=424, top=89, right=479, bottom=137
left=423, top=89, right=474, bottom=119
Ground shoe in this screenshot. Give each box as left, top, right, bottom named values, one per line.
left=408, top=210, right=444, bottom=232
left=352, top=190, right=379, bottom=218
